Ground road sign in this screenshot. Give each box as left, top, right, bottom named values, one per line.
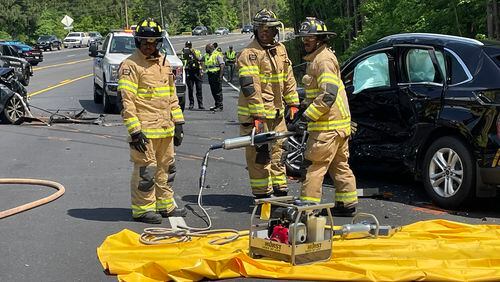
left=64, top=26, right=74, bottom=30
left=61, top=15, right=74, bottom=27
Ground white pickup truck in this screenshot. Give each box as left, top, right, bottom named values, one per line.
left=63, top=32, right=90, bottom=48
left=89, top=30, right=186, bottom=113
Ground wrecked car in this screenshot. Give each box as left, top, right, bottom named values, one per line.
left=286, top=33, right=500, bottom=209
left=0, top=66, right=28, bottom=124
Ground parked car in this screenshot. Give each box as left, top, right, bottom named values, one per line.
left=192, top=26, right=208, bottom=36
left=9, top=44, right=43, bottom=66
left=241, top=25, right=253, bottom=34
left=64, top=32, right=90, bottom=48
left=0, top=66, right=28, bottom=124
left=215, top=27, right=229, bottom=35
left=36, top=35, right=62, bottom=51
left=285, top=33, right=500, bottom=209
left=89, top=30, right=186, bottom=113
left=0, top=44, right=32, bottom=86
left=88, top=32, right=103, bottom=45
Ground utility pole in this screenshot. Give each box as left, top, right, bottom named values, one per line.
left=124, top=0, right=129, bottom=28
left=248, top=0, right=251, bottom=25
left=241, top=0, right=244, bottom=26
left=159, top=0, right=165, bottom=28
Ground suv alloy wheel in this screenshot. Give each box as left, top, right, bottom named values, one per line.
left=1, top=94, right=24, bottom=124
left=422, top=136, right=474, bottom=209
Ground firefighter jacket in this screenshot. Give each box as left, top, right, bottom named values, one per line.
left=237, top=39, right=299, bottom=123
left=118, top=50, right=184, bottom=139
left=302, top=44, right=351, bottom=137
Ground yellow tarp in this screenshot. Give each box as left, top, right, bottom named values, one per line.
left=97, top=220, right=500, bottom=281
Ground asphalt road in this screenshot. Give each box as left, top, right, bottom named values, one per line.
left=1, top=34, right=500, bottom=282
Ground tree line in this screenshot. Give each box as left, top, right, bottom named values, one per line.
left=0, top=0, right=498, bottom=59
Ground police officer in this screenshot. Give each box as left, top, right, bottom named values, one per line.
left=204, top=43, right=225, bottom=111
left=118, top=18, right=187, bottom=224
left=237, top=9, right=299, bottom=198
left=295, top=17, right=357, bottom=216
left=224, top=45, right=236, bottom=82
left=182, top=41, right=204, bottom=110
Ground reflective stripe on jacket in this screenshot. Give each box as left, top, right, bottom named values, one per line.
left=236, top=39, right=299, bottom=123
left=302, top=45, right=351, bottom=136
left=118, top=50, right=184, bottom=138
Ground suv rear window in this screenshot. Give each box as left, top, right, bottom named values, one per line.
left=67, top=33, right=81, bottom=37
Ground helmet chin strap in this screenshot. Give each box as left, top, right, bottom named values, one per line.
left=306, top=41, right=323, bottom=54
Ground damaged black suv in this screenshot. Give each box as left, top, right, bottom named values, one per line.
left=344, top=33, right=500, bottom=208
left=287, top=33, right=500, bottom=209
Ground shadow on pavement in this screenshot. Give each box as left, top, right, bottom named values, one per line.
left=352, top=165, right=500, bottom=220
left=79, top=99, right=102, bottom=114
left=67, top=208, right=132, bottom=222
left=182, top=194, right=254, bottom=213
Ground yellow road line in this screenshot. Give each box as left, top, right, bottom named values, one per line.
left=29, top=73, right=93, bottom=97
left=32, top=58, right=92, bottom=71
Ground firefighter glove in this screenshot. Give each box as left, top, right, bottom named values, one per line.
left=350, top=121, right=358, bottom=137
left=174, top=124, right=184, bottom=146
left=254, top=119, right=265, bottom=134
left=130, top=131, right=149, bottom=153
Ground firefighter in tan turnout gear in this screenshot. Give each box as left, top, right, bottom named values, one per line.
left=296, top=17, right=358, bottom=216
left=237, top=9, right=300, bottom=198
left=118, top=18, right=187, bottom=224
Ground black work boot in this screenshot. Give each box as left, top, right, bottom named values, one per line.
left=272, top=185, right=288, bottom=197
left=320, top=203, right=357, bottom=217
left=133, top=211, right=162, bottom=224
left=158, top=207, right=188, bottom=218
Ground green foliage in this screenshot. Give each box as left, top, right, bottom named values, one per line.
left=287, top=0, right=496, bottom=62
left=0, top=31, right=12, bottom=40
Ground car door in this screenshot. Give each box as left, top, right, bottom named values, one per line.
left=343, top=48, right=407, bottom=162
left=395, top=45, right=446, bottom=147
left=94, top=34, right=110, bottom=88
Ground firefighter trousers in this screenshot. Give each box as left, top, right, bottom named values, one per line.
left=241, top=116, right=287, bottom=196
left=130, top=137, right=176, bottom=218
left=300, top=131, right=358, bottom=207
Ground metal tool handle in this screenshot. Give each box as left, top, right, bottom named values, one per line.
left=351, top=212, right=380, bottom=238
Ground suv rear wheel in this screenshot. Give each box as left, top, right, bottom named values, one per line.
left=422, top=136, right=474, bottom=209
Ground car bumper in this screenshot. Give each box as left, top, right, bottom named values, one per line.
left=36, top=44, right=52, bottom=49
left=25, top=56, right=43, bottom=64
left=106, top=83, right=118, bottom=96
left=64, top=42, right=80, bottom=47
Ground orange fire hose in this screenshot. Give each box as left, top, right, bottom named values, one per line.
left=0, top=178, right=65, bottom=219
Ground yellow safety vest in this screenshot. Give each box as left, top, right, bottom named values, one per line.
left=204, top=53, right=220, bottom=73
left=226, top=50, right=236, bottom=61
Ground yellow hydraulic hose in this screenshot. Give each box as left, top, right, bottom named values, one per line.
left=0, top=178, right=65, bottom=219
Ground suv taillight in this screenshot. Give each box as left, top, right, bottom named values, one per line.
left=174, top=66, right=183, bottom=85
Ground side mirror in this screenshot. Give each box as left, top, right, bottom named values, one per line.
left=88, top=43, right=98, bottom=57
